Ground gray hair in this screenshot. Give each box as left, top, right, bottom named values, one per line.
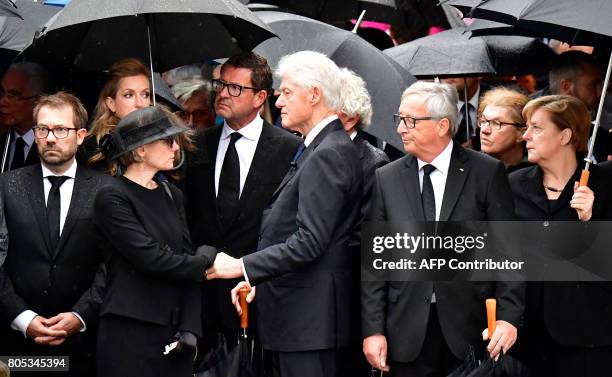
left=276, top=51, right=342, bottom=111
left=171, top=78, right=213, bottom=103
left=8, top=62, right=53, bottom=95
left=401, top=81, right=459, bottom=136
left=164, top=64, right=202, bottom=87
left=338, top=68, right=373, bottom=128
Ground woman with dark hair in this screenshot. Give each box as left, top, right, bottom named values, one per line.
left=509, top=95, right=612, bottom=377
left=93, top=106, right=210, bottom=377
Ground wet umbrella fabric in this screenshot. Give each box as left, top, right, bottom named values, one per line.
left=0, top=0, right=59, bottom=52
left=0, top=0, right=20, bottom=19
left=254, top=10, right=415, bottom=150
left=444, top=0, right=612, bottom=47
left=250, top=0, right=399, bottom=23
left=384, top=27, right=556, bottom=78
left=22, top=0, right=277, bottom=72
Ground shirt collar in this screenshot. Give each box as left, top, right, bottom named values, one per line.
left=304, top=115, right=338, bottom=147
left=349, top=130, right=358, bottom=141
left=417, top=139, right=453, bottom=175
left=13, top=128, right=35, bottom=147
left=41, top=158, right=77, bottom=179
left=457, top=85, right=481, bottom=110
left=221, top=114, right=263, bottom=142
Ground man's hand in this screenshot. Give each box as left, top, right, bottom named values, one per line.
left=363, top=334, right=390, bottom=372
left=26, top=316, right=67, bottom=346
left=482, top=320, right=517, bottom=359
left=231, top=281, right=256, bottom=315
left=44, top=313, right=82, bottom=336
left=205, top=252, right=243, bottom=280
left=571, top=182, right=594, bottom=221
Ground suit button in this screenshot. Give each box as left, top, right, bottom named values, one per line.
left=52, top=265, right=57, bottom=269
left=543, top=221, right=550, bottom=227
left=43, top=290, right=48, bottom=295
left=424, top=296, right=430, bottom=302
left=258, top=236, right=262, bottom=241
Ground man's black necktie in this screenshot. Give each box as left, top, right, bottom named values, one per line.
left=421, top=164, right=436, bottom=222
left=217, top=132, right=242, bottom=231
left=47, top=176, right=69, bottom=250
left=10, top=137, right=26, bottom=171
left=456, top=103, right=474, bottom=144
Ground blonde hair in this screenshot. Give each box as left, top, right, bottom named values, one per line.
left=522, top=95, right=590, bottom=154
left=478, top=87, right=528, bottom=126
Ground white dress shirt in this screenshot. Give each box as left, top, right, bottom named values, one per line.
left=304, top=115, right=338, bottom=147
left=416, top=140, right=454, bottom=221
left=7, top=128, right=35, bottom=168
left=214, top=115, right=263, bottom=198
left=11, top=159, right=86, bottom=337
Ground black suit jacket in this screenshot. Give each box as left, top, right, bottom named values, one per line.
left=0, top=130, right=40, bottom=172
left=0, top=164, right=113, bottom=368
left=361, top=143, right=525, bottom=362
left=509, top=164, right=612, bottom=347
left=184, top=121, right=300, bottom=332
left=243, top=119, right=363, bottom=351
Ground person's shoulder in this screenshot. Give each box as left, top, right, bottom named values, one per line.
left=376, top=154, right=410, bottom=177
left=361, top=138, right=390, bottom=165
left=508, top=164, right=537, bottom=185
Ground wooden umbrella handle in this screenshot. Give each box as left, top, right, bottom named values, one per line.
left=580, top=169, right=590, bottom=187
left=486, top=298, right=496, bottom=340
left=239, top=287, right=250, bottom=329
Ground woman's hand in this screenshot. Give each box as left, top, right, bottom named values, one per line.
left=571, top=181, right=594, bottom=221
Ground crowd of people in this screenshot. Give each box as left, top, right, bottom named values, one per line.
left=0, top=44, right=610, bottom=377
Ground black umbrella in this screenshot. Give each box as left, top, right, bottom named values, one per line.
left=254, top=10, right=415, bottom=150
left=466, top=19, right=541, bottom=39
left=197, top=288, right=256, bottom=377
left=0, top=0, right=20, bottom=19
left=443, top=0, right=612, bottom=47
left=384, top=27, right=556, bottom=78
left=22, top=0, right=276, bottom=73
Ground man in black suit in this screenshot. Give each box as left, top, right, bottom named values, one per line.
left=0, top=62, right=52, bottom=172
left=361, top=81, right=524, bottom=377
left=0, top=92, right=112, bottom=376
left=184, top=52, right=300, bottom=352
left=206, top=50, right=363, bottom=377
left=337, top=68, right=389, bottom=377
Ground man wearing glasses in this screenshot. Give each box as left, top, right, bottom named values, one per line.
left=362, top=81, right=524, bottom=376
left=0, top=63, right=52, bottom=172
left=0, top=92, right=113, bottom=376
left=184, top=52, right=300, bottom=359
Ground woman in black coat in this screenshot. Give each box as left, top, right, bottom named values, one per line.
left=93, top=106, right=210, bottom=377
left=508, top=95, right=612, bottom=377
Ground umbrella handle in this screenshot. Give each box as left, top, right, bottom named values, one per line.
left=580, top=169, right=590, bottom=187
left=240, top=287, right=250, bottom=329
left=486, top=298, right=496, bottom=340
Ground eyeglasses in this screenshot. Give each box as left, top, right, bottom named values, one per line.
left=477, top=117, right=525, bottom=131
left=0, top=89, right=38, bottom=102
left=161, top=136, right=177, bottom=148
left=33, top=126, right=78, bottom=139
left=212, top=79, right=260, bottom=97
left=393, top=114, right=438, bottom=129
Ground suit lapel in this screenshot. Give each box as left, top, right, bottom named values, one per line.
left=53, top=166, right=88, bottom=260
left=440, top=145, right=469, bottom=222
left=25, top=165, right=53, bottom=255
left=401, top=155, right=425, bottom=220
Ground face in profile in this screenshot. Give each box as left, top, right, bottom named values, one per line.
left=523, top=107, right=570, bottom=164
left=35, top=105, right=87, bottom=169
left=106, top=74, right=151, bottom=119
left=275, top=76, right=312, bottom=134
left=0, top=69, right=38, bottom=132
left=141, top=136, right=179, bottom=172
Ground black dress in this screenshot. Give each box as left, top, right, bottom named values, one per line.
left=508, top=163, right=612, bottom=377
left=93, top=176, right=211, bottom=377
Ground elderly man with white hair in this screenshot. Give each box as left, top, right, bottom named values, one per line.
left=206, top=51, right=364, bottom=377
left=361, top=81, right=524, bottom=376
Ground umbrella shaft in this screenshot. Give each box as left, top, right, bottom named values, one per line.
left=587, top=51, right=612, bottom=165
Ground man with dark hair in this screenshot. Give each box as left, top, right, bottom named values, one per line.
left=549, top=51, right=603, bottom=112
left=0, top=91, right=113, bottom=376
left=184, top=52, right=300, bottom=358
left=0, top=62, right=53, bottom=172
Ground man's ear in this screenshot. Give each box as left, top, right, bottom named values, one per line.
left=437, top=118, right=451, bottom=136
left=253, top=90, right=268, bottom=108
left=311, top=86, right=322, bottom=105
left=560, top=79, right=575, bottom=95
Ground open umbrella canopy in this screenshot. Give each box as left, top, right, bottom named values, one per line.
left=22, top=0, right=277, bottom=72
left=254, top=10, right=415, bottom=150
left=466, top=18, right=541, bottom=39
left=384, top=27, right=556, bottom=78
left=0, top=0, right=59, bottom=52
left=0, top=0, right=20, bottom=19
left=443, top=0, right=612, bottom=47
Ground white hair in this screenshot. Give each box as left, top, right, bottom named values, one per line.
left=276, top=51, right=342, bottom=111
left=164, top=64, right=202, bottom=87
left=171, top=78, right=212, bottom=103
left=401, top=81, right=459, bottom=135
left=338, top=68, right=373, bottom=128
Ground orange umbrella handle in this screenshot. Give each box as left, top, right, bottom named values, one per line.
left=486, top=298, right=496, bottom=340
left=580, top=169, right=590, bottom=187
left=239, top=287, right=250, bottom=329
